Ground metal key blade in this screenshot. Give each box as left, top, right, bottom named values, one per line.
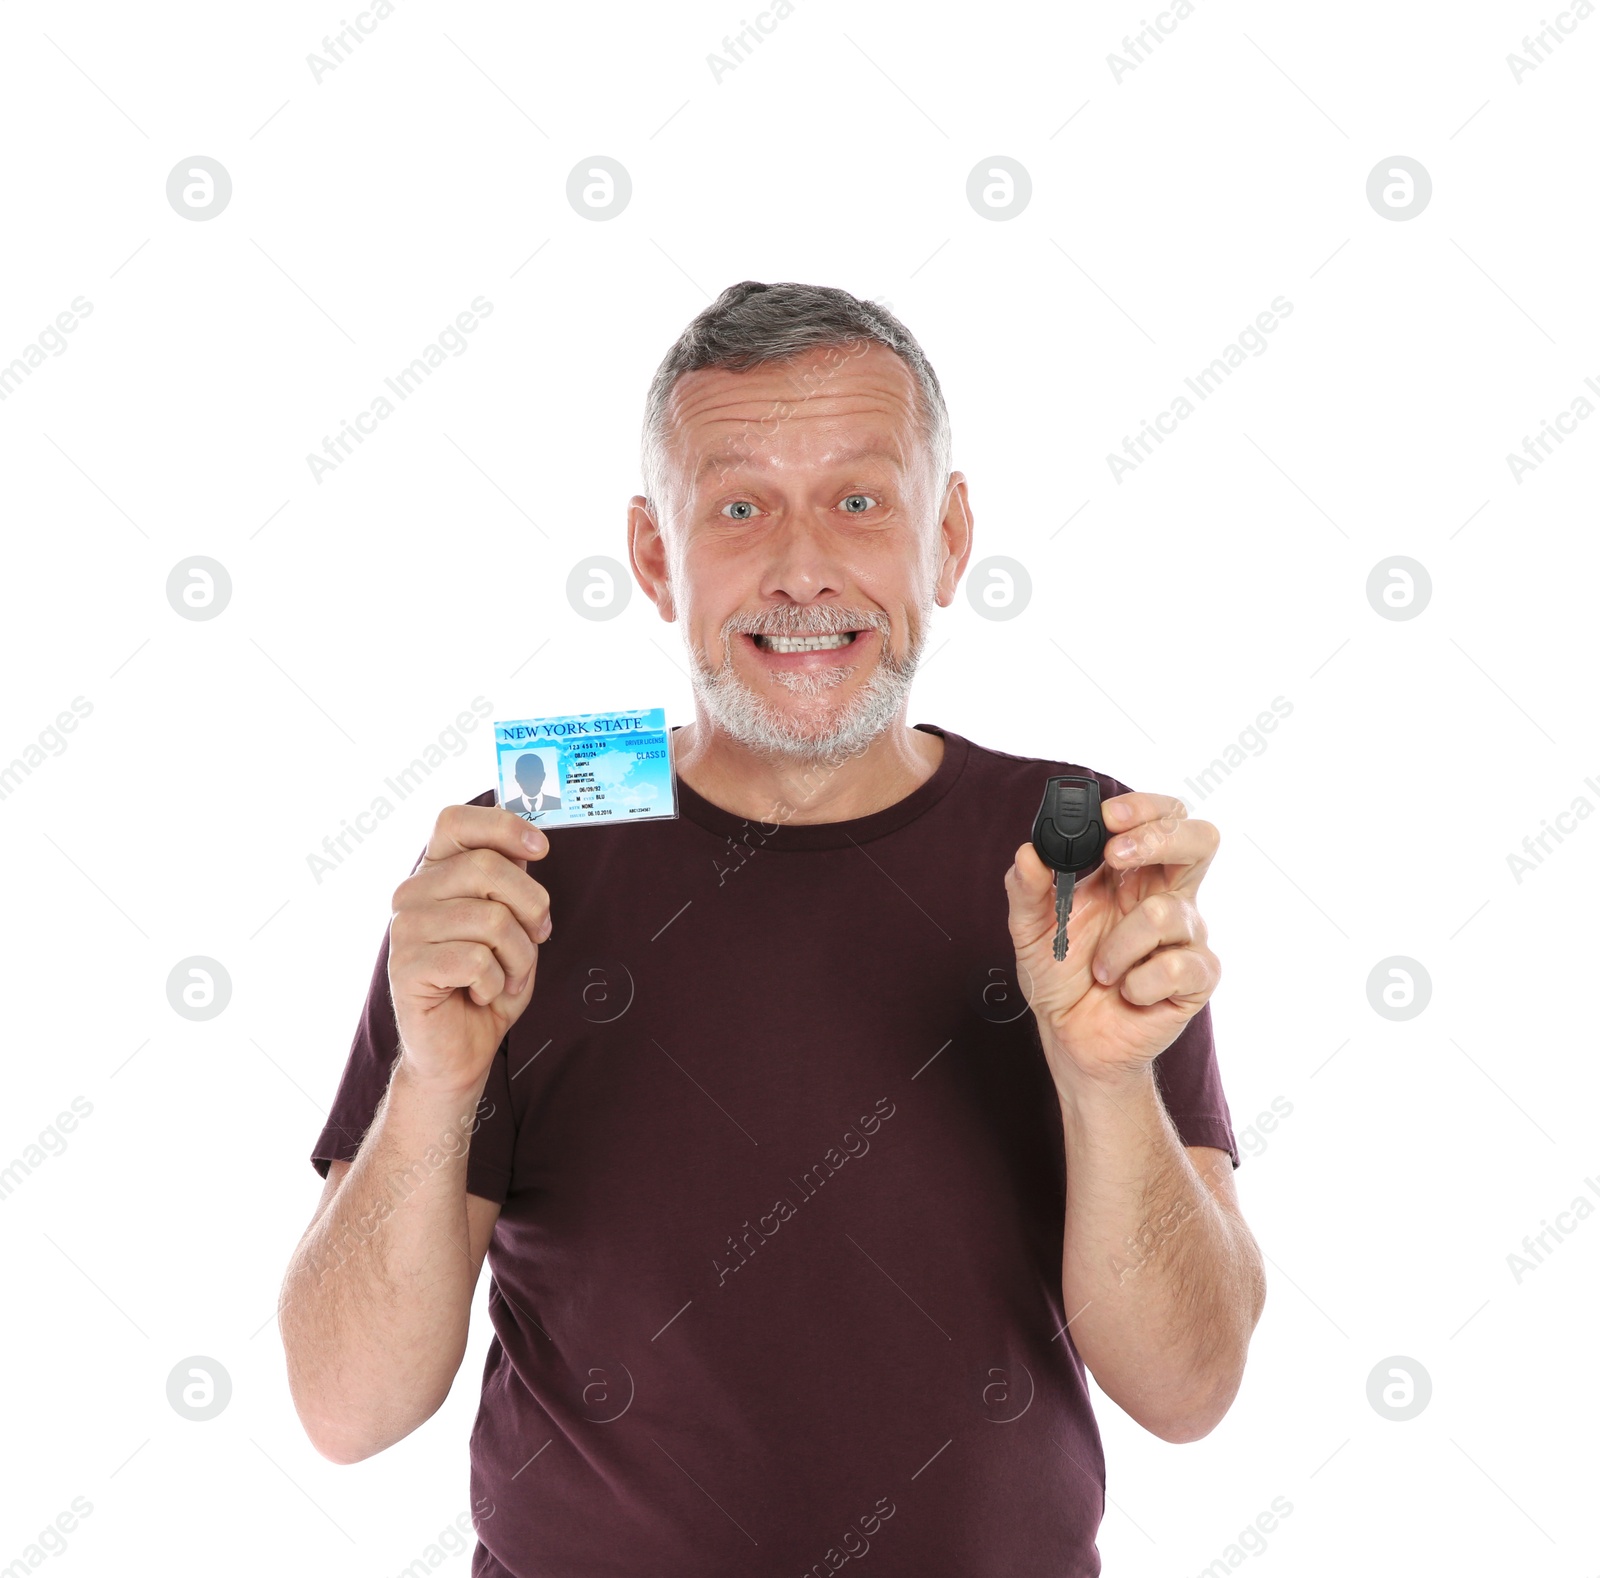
left=1053, top=872, right=1075, bottom=960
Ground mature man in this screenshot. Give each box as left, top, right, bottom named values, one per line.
left=284, top=281, right=1264, bottom=1577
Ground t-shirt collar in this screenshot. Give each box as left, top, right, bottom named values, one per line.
left=670, top=723, right=969, bottom=850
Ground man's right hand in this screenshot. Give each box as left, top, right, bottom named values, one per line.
left=388, top=804, right=552, bottom=1093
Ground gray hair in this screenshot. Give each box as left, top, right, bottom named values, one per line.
left=639, top=280, right=952, bottom=518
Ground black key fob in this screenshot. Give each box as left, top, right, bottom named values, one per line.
left=1031, top=775, right=1107, bottom=875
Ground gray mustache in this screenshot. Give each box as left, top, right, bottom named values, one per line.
left=724, top=610, right=889, bottom=638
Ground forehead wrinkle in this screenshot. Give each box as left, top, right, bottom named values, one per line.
left=669, top=383, right=921, bottom=437
left=665, top=351, right=921, bottom=427
left=676, top=397, right=924, bottom=484
left=658, top=348, right=929, bottom=507
left=694, top=443, right=912, bottom=483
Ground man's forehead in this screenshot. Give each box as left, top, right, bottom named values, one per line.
left=691, top=441, right=914, bottom=483
left=664, top=347, right=923, bottom=481
left=666, top=345, right=918, bottom=427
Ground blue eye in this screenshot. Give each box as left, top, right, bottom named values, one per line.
left=839, top=494, right=878, bottom=513
left=721, top=500, right=757, bottom=520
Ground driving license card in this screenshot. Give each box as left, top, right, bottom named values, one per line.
left=493, top=707, right=677, bottom=829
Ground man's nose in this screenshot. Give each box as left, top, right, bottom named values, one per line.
left=757, top=511, right=847, bottom=604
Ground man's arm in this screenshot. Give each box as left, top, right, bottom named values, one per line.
left=1056, top=1069, right=1265, bottom=1442
left=281, top=803, right=551, bottom=1463
left=1005, top=790, right=1263, bottom=1444
left=281, top=1062, right=503, bottom=1463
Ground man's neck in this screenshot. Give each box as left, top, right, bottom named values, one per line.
left=672, top=715, right=944, bottom=826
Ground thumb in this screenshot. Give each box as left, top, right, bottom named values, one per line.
left=1005, top=841, right=1056, bottom=935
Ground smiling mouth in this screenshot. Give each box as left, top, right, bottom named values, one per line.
left=751, top=631, right=861, bottom=653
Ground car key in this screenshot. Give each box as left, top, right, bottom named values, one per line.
left=1030, top=775, right=1108, bottom=961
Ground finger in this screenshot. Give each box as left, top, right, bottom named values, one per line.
left=1102, top=792, right=1187, bottom=834
left=423, top=802, right=549, bottom=867
left=1093, top=891, right=1204, bottom=986
left=398, top=849, right=552, bottom=946
left=1005, top=841, right=1062, bottom=944
left=1007, top=840, right=1055, bottom=900
left=1104, top=816, right=1220, bottom=885
left=403, top=897, right=539, bottom=997
left=1118, top=944, right=1220, bottom=1008
left=418, top=939, right=509, bottom=1009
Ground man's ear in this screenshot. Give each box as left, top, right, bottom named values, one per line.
left=628, top=495, right=677, bottom=622
left=933, top=472, right=973, bottom=608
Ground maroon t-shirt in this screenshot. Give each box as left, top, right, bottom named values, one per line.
left=310, top=724, right=1238, bottom=1578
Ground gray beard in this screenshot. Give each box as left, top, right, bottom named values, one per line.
left=686, top=605, right=931, bottom=764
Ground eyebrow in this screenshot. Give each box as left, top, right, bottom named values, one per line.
left=694, top=445, right=907, bottom=483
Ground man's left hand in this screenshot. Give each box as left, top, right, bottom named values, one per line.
left=1004, top=792, right=1221, bottom=1090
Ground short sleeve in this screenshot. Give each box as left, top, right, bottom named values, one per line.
left=1097, top=769, right=1239, bottom=1170
left=1151, top=1002, right=1239, bottom=1169
left=308, top=792, right=516, bottom=1204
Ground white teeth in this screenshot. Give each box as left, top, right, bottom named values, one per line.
left=757, top=632, right=857, bottom=653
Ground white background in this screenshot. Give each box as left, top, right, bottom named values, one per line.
left=1, top=0, right=1595, bottom=1573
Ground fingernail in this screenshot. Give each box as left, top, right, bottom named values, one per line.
left=1114, top=837, right=1138, bottom=860
left=1094, top=960, right=1110, bottom=983
left=523, top=828, right=545, bottom=853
